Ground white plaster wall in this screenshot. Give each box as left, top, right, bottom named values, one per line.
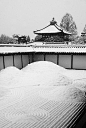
left=45, top=54, right=57, bottom=64
left=0, top=56, right=4, bottom=70
left=14, top=55, right=22, bottom=69
left=22, top=55, right=29, bottom=68
left=73, top=55, right=86, bottom=69
left=4, top=55, right=13, bottom=68
left=59, top=55, right=71, bottom=68
left=33, top=54, right=44, bottom=62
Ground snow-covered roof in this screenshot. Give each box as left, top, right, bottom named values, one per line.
left=34, top=18, right=72, bottom=35
left=62, top=29, right=72, bottom=35
left=34, top=24, right=62, bottom=34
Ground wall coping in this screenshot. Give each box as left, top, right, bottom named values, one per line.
left=0, top=44, right=86, bottom=54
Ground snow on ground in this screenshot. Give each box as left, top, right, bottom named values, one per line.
left=0, top=61, right=86, bottom=101
left=22, top=61, right=72, bottom=86
left=62, top=69, right=86, bottom=80
left=61, top=68, right=86, bottom=91
left=0, top=87, right=10, bottom=98
left=73, top=79, right=86, bottom=91
left=0, top=66, right=23, bottom=88
left=0, top=61, right=86, bottom=127
left=38, top=86, right=86, bottom=102
left=22, top=61, right=65, bottom=72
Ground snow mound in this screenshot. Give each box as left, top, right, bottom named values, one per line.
left=21, top=71, right=72, bottom=87
left=0, top=66, right=21, bottom=74
left=64, top=87, right=86, bottom=102
left=0, top=87, right=10, bottom=98
left=22, top=61, right=72, bottom=86
left=72, top=79, right=86, bottom=91
left=0, top=66, right=23, bottom=87
left=62, top=70, right=86, bottom=80
left=39, top=86, right=86, bottom=102
left=22, top=61, right=66, bottom=73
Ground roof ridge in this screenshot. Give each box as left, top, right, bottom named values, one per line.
left=34, top=24, right=50, bottom=33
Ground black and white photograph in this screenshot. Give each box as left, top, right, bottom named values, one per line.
left=0, top=0, right=86, bottom=127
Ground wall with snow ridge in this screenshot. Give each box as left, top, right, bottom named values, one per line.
left=0, top=52, right=86, bottom=70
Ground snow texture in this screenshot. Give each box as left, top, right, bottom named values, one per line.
left=0, top=61, right=86, bottom=102
left=0, top=61, right=86, bottom=128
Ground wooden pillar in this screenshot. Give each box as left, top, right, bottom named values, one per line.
left=32, top=53, right=34, bottom=62
left=57, top=54, right=59, bottom=65
left=71, top=54, right=73, bottom=69
left=21, top=54, right=23, bottom=68
left=28, top=54, right=30, bottom=64
left=3, top=55, right=5, bottom=69
left=44, top=53, right=46, bottom=61
left=13, top=54, right=15, bottom=66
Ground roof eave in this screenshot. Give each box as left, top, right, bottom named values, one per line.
left=34, top=32, right=62, bottom=35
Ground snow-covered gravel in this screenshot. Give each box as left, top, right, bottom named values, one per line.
left=0, top=61, right=86, bottom=127
left=0, top=61, right=86, bottom=101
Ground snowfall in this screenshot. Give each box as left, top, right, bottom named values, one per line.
left=0, top=61, right=86, bottom=128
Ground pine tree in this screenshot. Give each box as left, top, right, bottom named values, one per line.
left=27, top=35, right=30, bottom=42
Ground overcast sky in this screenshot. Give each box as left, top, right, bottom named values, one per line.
left=0, top=0, right=86, bottom=39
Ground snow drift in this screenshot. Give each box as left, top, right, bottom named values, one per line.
left=0, top=66, right=23, bottom=87
left=72, top=79, right=86, bottom=91
left=62, top=70, right=86, bottom=80
left=22, top=61, right=66, bottom=73
left=0, top=61, right=86, bottom=128
left=22, top=61, right=72, bottom=86
left=0, top=87, right=10, bottom=98
left=39, top=86, right=86, bottom=102
left=0, top=61, right=86, bottom=103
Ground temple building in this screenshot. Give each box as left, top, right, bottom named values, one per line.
left=81, top=32, right=86, bottom=37
left=34, top=18, right=72, bottom=43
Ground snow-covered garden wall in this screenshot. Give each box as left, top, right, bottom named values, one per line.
left=0, top=51, right=86, bottom=70
left=0, top=54, right=33, bottom=70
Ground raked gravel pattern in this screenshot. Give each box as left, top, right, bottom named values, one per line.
left=0, top=86, right=85, bottom=128
left=0, top=61, right=86, bottom=128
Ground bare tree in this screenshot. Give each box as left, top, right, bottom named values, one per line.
left=60, top=13, right=77, bottom=34
left=0, top=34, right=15, bottom=44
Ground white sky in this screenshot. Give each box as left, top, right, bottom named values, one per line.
left=0, top=0, right=86, bottom=39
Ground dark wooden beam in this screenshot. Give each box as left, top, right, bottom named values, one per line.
left=32, top=53, right=35, bottom=62
left=13, top=55, right=15, bottom=66
left=57, top=54, right=59, bottom=65
left=21, top=54, right=23, bottom=68
left=28, top=54, right=30, bottom=64
left=71, top=54, right=73, bottom=69
left=44, top=53, right=46, bottom=61
left=3, top=56, right=5, bottom=69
